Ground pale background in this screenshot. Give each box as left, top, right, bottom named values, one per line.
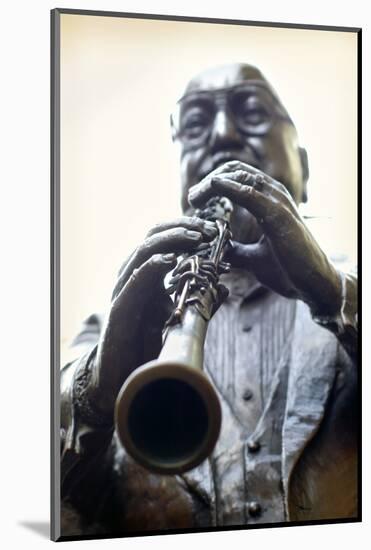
left=2, top=1, right=368, bottom=548
left=61, top=14, right=357, bottom=355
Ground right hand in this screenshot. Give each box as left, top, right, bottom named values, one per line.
left=89, top=216, right=218, bottom=416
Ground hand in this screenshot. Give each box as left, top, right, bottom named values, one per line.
left=89, top=216, right=218, bottom=416
left=189, top=160, right=342, bottom=319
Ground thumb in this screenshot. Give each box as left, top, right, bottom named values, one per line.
left=224, top=240, right=261, bottom=269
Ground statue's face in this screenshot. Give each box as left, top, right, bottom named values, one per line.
left=172, top=64, right=307, bottom=241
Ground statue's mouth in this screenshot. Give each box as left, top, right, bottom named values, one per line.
left=199, top=150, right=260, bottom=180
left=211, top=151, right=242, bottom=170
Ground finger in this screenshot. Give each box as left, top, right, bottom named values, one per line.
left=210, top=176, right=274, bottom=222
left=225, top=240, right=296, bottom=298
left=113, top=227, right=210, bottom=298
left=188, top=177, right=216, bottom=208
left=98, top=254, right=178, bottom=399
left=220, top=170, right=265, bottom=189
left=144, top=227, right=206, bottom=253
left=189, top=170, right=272, bottom=210
left=146, top=216, right=218, bottom=240
left=219, top=169, right=295, bottom=206
left=188, top=164, right=257, bottom=207
left=224, top=241, right=261, bottom=269
left=211, top=283, right=230, bottom=315
left=217, top=283, right=229, bottom=302
left=116, top=218, right=216, bottom=281
left=112, top=253, right=177, bottom=304
left=115, top=224, right=216, bottom=299
left=212, top=160, right=261, bottom=177
left=112, top=252, right=177, bottom=301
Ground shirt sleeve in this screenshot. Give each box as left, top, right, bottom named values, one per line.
left=60, top=314, right=114, bottom=500
left=312, top=269, right=357, bottom=361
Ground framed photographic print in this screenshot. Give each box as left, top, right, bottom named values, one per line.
left=51, top=8, right=360, bottom=542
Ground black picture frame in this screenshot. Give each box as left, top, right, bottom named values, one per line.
left=51, top=8, right=361, bottom=542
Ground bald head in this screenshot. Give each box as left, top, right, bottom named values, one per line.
left=184, top=63, right=264, bottom=92
left=180, top=63, right=283, bottom=110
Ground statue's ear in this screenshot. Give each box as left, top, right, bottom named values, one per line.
left=299, top=146, right=309, bottom=203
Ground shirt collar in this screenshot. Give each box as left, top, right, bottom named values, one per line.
left=221, top=268, right=269, bottom=304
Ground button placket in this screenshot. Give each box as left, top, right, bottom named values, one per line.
left=242, top=388, right=253, bottom=402
left=247, top=501, right=262, bottom=517
left=244, top=445, right=284, bottom=524
left=247, top=440, right=261, bottom=453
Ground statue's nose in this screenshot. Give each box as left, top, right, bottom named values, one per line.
left=209, top=109, right=243, bottom=150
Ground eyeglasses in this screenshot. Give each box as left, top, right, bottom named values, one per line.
left=171, top=82, right=293, bottom=145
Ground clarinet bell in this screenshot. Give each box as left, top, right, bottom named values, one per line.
left=114, top=305, right=222, bottom=475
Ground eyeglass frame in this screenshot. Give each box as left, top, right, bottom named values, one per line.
left=171, top=81, right=294, bottom=147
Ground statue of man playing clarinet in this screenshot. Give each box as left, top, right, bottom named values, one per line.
left=60, top=63, right=358, bottom=537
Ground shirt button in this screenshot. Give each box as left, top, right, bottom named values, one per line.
left=247, top=501, right=262, bottom=517
left=242, top=388, right=253, bottom=401
left=247, top=440, right=261, bottom=453
left=242, top=324, right=252, bottom=332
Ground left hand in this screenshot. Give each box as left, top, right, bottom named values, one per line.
left=188, top=160, right=342, bottom=318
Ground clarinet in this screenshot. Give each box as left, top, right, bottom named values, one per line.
left=114, top=196, right=233, bottom=474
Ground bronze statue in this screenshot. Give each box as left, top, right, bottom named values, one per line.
left=60, top=63, right=358, bottom=536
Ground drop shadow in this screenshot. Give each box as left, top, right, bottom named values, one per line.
left=18, top=521, right=50, bottom=539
